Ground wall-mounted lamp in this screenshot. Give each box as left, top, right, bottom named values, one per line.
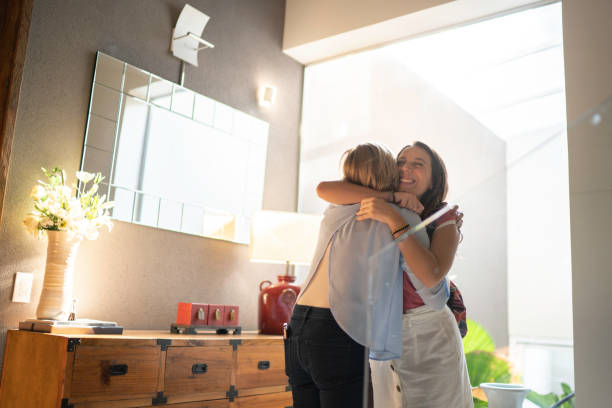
left=258, top=85, right=277, bottom=108
left=171, top=4, right=215, bottom=85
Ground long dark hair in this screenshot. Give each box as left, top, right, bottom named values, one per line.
left=397, top=141, right=448, bottom=221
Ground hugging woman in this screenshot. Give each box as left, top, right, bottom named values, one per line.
left=284, top=143, right=468, bottom=408
left=318, top=141, right=473, bottom=408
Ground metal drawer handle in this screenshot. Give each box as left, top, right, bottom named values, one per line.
left=192, top=363, right=208, bottom=374
left=109, top=364, right=128, bottom=376
left=258, top=360, right=270, bottom=370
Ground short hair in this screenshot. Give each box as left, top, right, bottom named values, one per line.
left=341, top=143, right=398, bottom=192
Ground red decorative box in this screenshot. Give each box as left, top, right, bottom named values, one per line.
left=207, top=304, right=225, bottom=326
left=174, top=302, right=241, bottom=335
left=176, top=302, right=210, bottom=326
left=223, top=305, right=239, bottom=326
left=176, top=302, right=192, bottom=325
left=192, top=303, right=209, bottom=325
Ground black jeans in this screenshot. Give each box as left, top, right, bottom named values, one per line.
left=284, top=305, right=367, bottom=408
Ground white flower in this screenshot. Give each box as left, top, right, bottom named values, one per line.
left=76, top=171, right=95, bottom=184
left=55, top=208, right=67, bottom=219
left=23, top=213, right=41, bottom=236
left=39, top=217, right=54, bottom=229
left=47, top=201, right=61, bottom=215
left=24, top=168, right=114, bottom=240
left=60, top=185, right=73, bottom=198
left=29, top=185, right=46, bottom=201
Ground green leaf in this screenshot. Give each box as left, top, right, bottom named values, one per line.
left=94, top=172, right=103, bottom=184
left=559, top=383, right=575, bottom=408
left=473, top=397, right=488, bottom=407
left=526, top=391, right=559, bottom=407
left=465, top=351, right=511, bottom=387
left=527, top=383, right=575, bottom=408
left=463, top=319, right=495, bottom=354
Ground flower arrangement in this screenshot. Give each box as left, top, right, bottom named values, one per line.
left=23, top=167, right=114, bottom=240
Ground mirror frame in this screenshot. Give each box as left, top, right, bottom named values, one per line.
left=79, top=51, right=269, bottom=244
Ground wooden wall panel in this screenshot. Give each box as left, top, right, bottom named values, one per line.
left=0, top=0, right=33, bottom=224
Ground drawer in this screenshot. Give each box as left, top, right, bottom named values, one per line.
left=164, top=346, right=233, bottom=396
left=235, top=391, right=293, bottom=407
left=70, top=346, right=161, bottom=401
left=148, top=400, right=230, bottom=408
left=236, top=344, right=288, bottom=390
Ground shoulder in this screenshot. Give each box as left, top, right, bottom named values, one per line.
left=323, top=204, right=359, bottom=226
left=432, top=203, right=457, bottom=225
left=429, top=204, right=460, bottom=233
left=394, top=205, right=422, bottom=223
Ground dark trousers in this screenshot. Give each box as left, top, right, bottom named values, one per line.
left=284, top=305, right=368, bottom=408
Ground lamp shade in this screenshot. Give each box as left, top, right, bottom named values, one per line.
left=249, top=210, right=322, bottom=265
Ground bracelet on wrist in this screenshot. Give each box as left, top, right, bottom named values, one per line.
left=392, top=223, right=410, bottom=236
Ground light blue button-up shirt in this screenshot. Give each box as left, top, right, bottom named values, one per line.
left=297, top=203, right=449, bottom=360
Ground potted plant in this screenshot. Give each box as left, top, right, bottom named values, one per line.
left=23, top=167, right=113, bottom=320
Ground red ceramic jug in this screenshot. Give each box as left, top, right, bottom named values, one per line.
left=258, top=275, right=301, bottom=335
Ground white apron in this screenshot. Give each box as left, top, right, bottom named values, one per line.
left=370, top=305, right=473, bottom=408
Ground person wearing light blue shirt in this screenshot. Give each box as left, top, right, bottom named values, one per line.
left=284, top=143, right=447, bottom=408
left=317, top=141, right=473, bottom=408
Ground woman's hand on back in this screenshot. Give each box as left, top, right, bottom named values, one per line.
left=356, top=198, right=406, bottom=231
left=393, top=192, right=424, bottom=214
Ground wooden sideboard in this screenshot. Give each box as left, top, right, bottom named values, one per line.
left=0, top=330, right=293, bottom=408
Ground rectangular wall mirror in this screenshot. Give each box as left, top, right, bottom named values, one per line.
left=80, top=52, right=269, bottom=244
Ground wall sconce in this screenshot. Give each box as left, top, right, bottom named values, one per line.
left=258, top=85, right=277, bottom=108
left=171, top=4, right=215, bottom=85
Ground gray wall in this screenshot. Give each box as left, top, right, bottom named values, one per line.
left=562, top=0, right=612, bottom=406
left=0, top=0, right=303, bottom=368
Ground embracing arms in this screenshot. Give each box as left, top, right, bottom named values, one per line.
left=317, top=180, right=424, bottom=213
left=356, top=198, right=459, bottom=288
left=317, top=180, right=460, bottom=288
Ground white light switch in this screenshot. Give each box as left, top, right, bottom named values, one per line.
left=12, top=272, right=33, bottom=303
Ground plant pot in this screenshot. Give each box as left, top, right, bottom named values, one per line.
left=479, top=383, right=530, bottom=408
left=36, top=230, right=82, bottom=320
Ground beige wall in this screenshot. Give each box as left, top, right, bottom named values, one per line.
left=283, top=0, right=451, bottom=49
left=0, top=0, right=303, bottom=371
left=283, top=0, right=548, bottom=64
left=562, top=0, right=612, bottom=406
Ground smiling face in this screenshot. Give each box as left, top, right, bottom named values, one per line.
left=397, top=146, right=433, bottom=198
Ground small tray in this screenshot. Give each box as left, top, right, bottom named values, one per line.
left=170, top=323, right=242, bottom=335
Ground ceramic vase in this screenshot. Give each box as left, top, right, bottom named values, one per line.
left=258, top=275, right=301, bottom=335
left=480, top=383, right=531, bottom=408
left=36, top=230, right=82, bottom=320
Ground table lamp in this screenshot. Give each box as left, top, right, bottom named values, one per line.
left=249, top=210, right=322, bottom=334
